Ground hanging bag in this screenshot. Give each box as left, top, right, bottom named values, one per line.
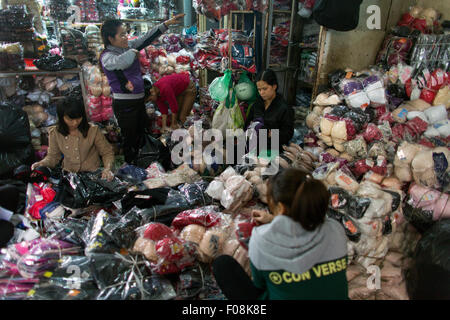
left=312, top=0, right=363, bottom=32
left=208, top=69, right=232, bottom=102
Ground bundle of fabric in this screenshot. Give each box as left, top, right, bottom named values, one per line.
left=143, top=163, right=202, bottom=190
left=60, top=28, right=90, bottom=65
left=206, top=167, right=253, bottom=213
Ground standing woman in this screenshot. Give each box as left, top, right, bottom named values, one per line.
left=245, top=69, right=294, bottom=152
left=100, top=14, right=184, bottom=164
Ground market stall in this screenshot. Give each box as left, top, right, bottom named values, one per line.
left=0, top=0, right=449, bottom=301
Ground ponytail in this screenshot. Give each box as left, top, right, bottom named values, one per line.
left=268, top=169, right=330, bottom=231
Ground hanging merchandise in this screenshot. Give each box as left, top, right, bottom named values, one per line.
left=33, top=53, right=78, bottom=71
left=312, top=0, right=363, bottom=32
left=60, top=28, right=90, bottom=65
left=72, top=0, right=99, bottom=22
left=235, top=71, right=256, bottom=102
left=212, top=87, right=245, bottom=138
left=209, top=69, right=232, bottom=102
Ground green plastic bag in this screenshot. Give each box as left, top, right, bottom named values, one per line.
left=209, top=69, right=232, bottom=102
left=235, top=71, right=256, bottom=102
left=212, top=88, right=244, bottom=137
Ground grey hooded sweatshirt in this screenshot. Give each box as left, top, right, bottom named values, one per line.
left=248, top=215, right=349, bottom=300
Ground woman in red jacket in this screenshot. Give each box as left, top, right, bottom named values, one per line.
left=147, top=72, right=197, bottom=132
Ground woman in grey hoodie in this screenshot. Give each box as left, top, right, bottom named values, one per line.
left=212, top=168, right=349, bottom=300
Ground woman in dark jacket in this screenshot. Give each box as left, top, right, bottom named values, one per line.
left=245, top=69, right=294, bottom=153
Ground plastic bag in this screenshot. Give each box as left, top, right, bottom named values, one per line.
left=136, top=132, right=172, bottom=170
left=235, top=71, right=256, bottom=102
left=55, top=171, right=128, bottom=209
left=171, top=206, right=222, bottom=230
left=212, top=89, right=245, bottom=137
left=0, top=102, right=33, bottom=176
left=209, top=69, right=232, bottom=102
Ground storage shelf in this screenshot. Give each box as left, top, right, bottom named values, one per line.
left=0, top=68, right=82, bottom=78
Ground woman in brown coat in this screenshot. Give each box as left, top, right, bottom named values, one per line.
left=31, top=97, right=115, bottom=180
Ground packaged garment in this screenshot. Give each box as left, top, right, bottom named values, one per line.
left=135, top=189, right=192, bottom=226
left=3, top=238, right=81, bottom=279
left=178, top=181, right=212, bottom=206
left=120, top=188, right=170, bottom=214
left=56, top=171, right=128, bottom=209
left=90, top=253, right=177, bottom=300
left=335, top=166, right=359, bottom=193
left=344, top=136, right=368, bottom=158
left=408, top=183, right=450, bottom=221
left=171, top=206, right=222, bottom=230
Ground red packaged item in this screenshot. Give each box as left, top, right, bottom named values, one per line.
left=344, top=118, right=357, bottom=141
left=412, top=18, right=427, bottom=33
left=143, top=223, right=174, bottom=241
left=397, top=12, right=415, bottom=27
left=391, top=123, right=406, bottom=142
left=176, top=56, right=190, bottom=64
left=352, top=159, right=371, bottom=177
left=319, top=152, right=336, bottom=164
left=363, top=123, right=383, bottom=143
left=155, top=237, right=185, bottom=262
left=405, top=116, right=428, bottom=137
left=378, top=112, right=395, bottom=125
left=420, top=87, right=436, bottom=104
left=373, top=104, right=387, bottom=120
left=235, top=221, right=257, bottom=250
left=171, top=206, right=221, bottom=230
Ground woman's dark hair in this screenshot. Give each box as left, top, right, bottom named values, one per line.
left=56, top=96, right=90, bottom=138
left=256, top=69, right=278, bottom=89
left=101, top=19, right=123, bottom=47
left=267, top=168, right=330, bottom=231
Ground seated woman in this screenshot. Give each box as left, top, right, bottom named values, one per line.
left=245, top=69, right=294, bottom=153
left=212, top=168, right=349, bottom=300
left=147, top=72, right=197, bottom=132
left=31, top=96, right=115, bottom=181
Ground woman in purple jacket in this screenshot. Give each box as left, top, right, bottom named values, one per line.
left=100, top=14, right=184, bottom=164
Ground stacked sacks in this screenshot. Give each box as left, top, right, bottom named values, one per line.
left=82, top=62, right=113, bottom=122
left=85, top=25, right=103, bottom=60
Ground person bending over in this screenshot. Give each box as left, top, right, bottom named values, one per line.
left=147, top=72, right=197, bottom=132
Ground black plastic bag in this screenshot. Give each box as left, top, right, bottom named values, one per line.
left=406, top=219, right=450, bottom=300
left=433, top=152, right=449, bottom=190
left=45, top=217, right=89, bottom=247
left=178, top=181, right=213, bottom=206
left=0, top=103, right=33, bottom=176
left=347, top=196, right=372, bottom=219
left=121, top=187, right=170, bottom=214
left=403, top=202, right=435, bottom=234
left=176, top=264, right=205, bottom=299
left=136, top=132, right=172, bottom=170
left=329, top=187, right=350, bottom=210
left=90, top=253, right=176, bottom=300
left=330, top=105, right=350, bottom=118
left=382, top=189, right=401, bottom=212
left=102, top=209, right=143, bottom=249
left=313, top=0, right=363, bottom=31
left=83, top=210, right=122, bottom=255
left=34, top=53, right=78, bottom=71
left=55, top=171, right=128, bottom=209
left=136, top=189, right=192, bottom=226
left=26, top=282, right=99, bottom=300
left=329, top=70, right=347, bottom=93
